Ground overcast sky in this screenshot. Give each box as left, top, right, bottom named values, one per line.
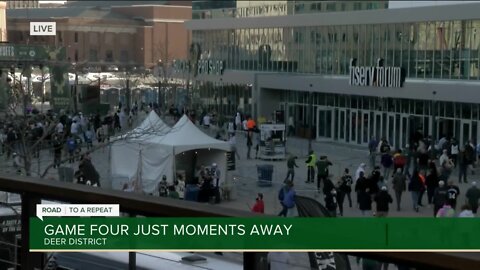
left=389, top=1, right=476, bottom=8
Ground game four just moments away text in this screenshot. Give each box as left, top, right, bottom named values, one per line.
left=42, top=223, right=293, bottom=247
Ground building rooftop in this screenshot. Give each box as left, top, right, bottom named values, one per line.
left=7, top=6, right=137, bottom=21
left=64, top=1, right=168, bottom=8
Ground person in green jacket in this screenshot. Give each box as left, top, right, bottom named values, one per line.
left=305, top=151, right=316, bottom=183
left=316, top=156, right=332, bottom=192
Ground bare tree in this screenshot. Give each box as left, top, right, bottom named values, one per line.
left=153, top=42, right=175, bottom=110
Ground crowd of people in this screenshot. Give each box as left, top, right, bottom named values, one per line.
left=255, top=129, right=480, bottom=218
left=0, top=103, right=146, bottom=183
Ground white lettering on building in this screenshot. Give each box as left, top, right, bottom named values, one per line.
left=349, top=61, right=403, bottom=88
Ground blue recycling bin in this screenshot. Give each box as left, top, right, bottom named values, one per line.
left=257, top=165, right=273, bottom=187
left=184, top=184, right=200, bottom=202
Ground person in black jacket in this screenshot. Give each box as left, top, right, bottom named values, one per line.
left=408, top=170, right=424, bottom=212
left=433, top=180, right=448, bottom=217
left=323, top=178, right=335, bottom=197
left=325, top=189, right=338, bottom=217
left=79, top=154, right=101, bottom=187
left=425, top=162, right=439, bottom=205
left=374, top=186, right=393, bottom=217
left=367, top=166, right=381, bottom=196
left=337, top=168, right=353, bottom=216
left=355, top=172, right=372, bottom=216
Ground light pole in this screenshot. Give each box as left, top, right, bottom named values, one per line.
left=157, top=59, right=163, bottom=109
left=308, top=84, right=314, bottom=153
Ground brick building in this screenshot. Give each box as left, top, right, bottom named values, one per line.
left=6, top=3, right=191, bottom=69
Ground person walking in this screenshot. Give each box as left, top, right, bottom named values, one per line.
left=368, top=137, right=378, bottom=168
left=355, top=172, right=372, bottom=216
left=284, top=155, right=298, bottom=182
left=458, top=148, right=469, bottom=183
left=337, top=168, right=353, bottom=215
left=251, top=193, right=265, bottom=214
left=52, top=134, right=63, bottom=169
left=316, top=156, right=332, bottom=193
left=433, top=180, right=448, bottom=217
left=408, top=170, right=423, bottom=212
left=403, top=145, right=412, bottom=176
left=277, top=181, right=296, bottom=217
left=380, top=151, right=393, bottom=180
left=392, top=168, right=407, bottom=211
left=66, top=135, right=76, bottom=163
left=228, top=133, right=240, bottom=160
left=425, top=163, right=439, bottom=205
left=393, top=149, right=407, bottom=173
left=450, top=139, right=459, bottom=167
left=446, top=180, right=460, bottom=210
left=325, top=189, right=338, bottom=217
left=374, top=186, right=393, bottom=217
left=417, top=170, right=427, bottom=207
left=246, top=132, right=253, bottom=159
left=466, top=181, right=480, bottom=214
left=305, top=150, right=316, bottom=183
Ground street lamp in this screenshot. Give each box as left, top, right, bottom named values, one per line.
left=157, top=59, right=164, bottom=109
left=71, top=62, right=79, bottom=113
left=308, top=84, right=314, bottom=153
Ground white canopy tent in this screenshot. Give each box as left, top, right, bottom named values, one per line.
left=110, top=113, right=231, bottom=194
left=110, top=111, right=172, bottom=193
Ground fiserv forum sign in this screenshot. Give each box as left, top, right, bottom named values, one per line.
left=349, top=58, right=404, bottom=88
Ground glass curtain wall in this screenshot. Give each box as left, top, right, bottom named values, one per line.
left=192, top=19, right=480, bottom=80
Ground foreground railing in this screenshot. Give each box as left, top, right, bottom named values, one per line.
left=0, top=174, right=478, bottom=269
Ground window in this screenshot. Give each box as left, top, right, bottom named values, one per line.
left=89, top=49, right=97, bottom=61
left=105, top=50, right=113, bottom=62
left=294, top=31, right=304, bottom=43
left=74, top=49, right=79, bottom=62
left=353, top=3, right=362, bottom=10
left=120, top=50, right=129, bottom=62
left=19, top=32, right=23, bottom=41
left=58, top=32, right=63, bottom=43
left=294, top=3, right=304, bottom=13
left=326, top=3, right=336, bottom=11
left=74, top=32, right=78, bottom=43
left=310, top=3, right=321, bottom=11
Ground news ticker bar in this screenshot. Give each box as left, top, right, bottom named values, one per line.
left=30, top=217, right=480, bottom=251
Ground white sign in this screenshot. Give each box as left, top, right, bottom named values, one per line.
left=30, top=22, right=56, bottom=36
left=36, top=204, right=120, bottom=220
left=349, top=64, right=403, bottom=88
left=197, top=59, right=224, bottom=75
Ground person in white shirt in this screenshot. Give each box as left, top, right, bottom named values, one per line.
left=55, top=122, right=64, bottom=134
left=228, top=133, right=240, bottom=159
left=439, top=149, right=449, bottom=168
left=235, top=112, right=241, bottom=130
left=70, top=120, right=79, bottom=136
left=203, top=114, right=211, bottom=128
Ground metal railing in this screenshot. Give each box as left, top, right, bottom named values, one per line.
left=0, top=174, right=479, bottom=269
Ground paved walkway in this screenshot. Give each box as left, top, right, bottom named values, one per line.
left=1, top=117, right=477, bottom=219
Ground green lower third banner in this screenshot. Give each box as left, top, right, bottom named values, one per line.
left=30, top=218, right=480, bottom=251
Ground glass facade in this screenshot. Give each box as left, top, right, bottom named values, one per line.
left=279, top=91, right=480, bottom=149
left=192, top=20, right=480, bottom=80
left=192, top=1, right=387, bottom=19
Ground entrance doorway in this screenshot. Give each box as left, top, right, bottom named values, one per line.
left=317, top=107, right=333, bottom=140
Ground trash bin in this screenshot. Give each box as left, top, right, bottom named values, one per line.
left=184, top=184, right=199, bottom=202
left=257, top=164, right=273, bottom=187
